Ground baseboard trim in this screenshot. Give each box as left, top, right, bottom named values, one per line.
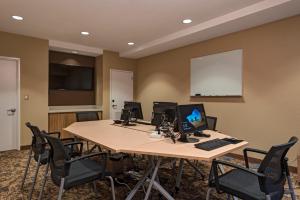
left=227, top=153, right=297, bottom=174
left=20, top=145, right=31, bottom=150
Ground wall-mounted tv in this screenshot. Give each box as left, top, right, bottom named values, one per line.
left=49, top=63, right=94, bottom=91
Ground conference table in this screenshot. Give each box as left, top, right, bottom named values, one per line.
left=65, top=120, right=248, bottom=200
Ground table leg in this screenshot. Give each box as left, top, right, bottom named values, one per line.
left=175, top=159, right=185, bottom=192
left=144, top=158, right=161, bottom=200
left=185, top=159, right=205, bottom=180
left=152, top=180, right=175, bottom=200
left=125, top=162, right=154, bottom=200
left=126, top=156, right=175, bottom=200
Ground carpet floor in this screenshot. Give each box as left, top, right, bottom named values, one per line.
left=0, top=149, right=299, bottom=200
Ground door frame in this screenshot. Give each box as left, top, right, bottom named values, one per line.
left=0, top=56, right=21, bottom=150
left=109, top=68, right=133, bottom=119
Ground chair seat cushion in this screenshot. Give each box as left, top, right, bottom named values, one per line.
left=218, top=169, right=266, bottom=200
left=51, top=159, right=109, bottom=189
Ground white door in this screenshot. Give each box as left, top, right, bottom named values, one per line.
left=0, top=58, right=19, bottom=151
left=110, top=69, right=133, bottom=120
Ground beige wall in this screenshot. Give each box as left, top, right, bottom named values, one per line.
left=95, top=55, right=103, bottom=106
left=136, top=16, right=300, bottom=165
left=0, top=31, right=49, bottom=146
left=102, top=50, right=137, bottom=119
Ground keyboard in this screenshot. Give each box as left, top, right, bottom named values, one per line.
left=194, top=139, right=232, bottom=151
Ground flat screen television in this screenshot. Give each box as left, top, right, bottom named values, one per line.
left=49, top=63, right=94, bottom=91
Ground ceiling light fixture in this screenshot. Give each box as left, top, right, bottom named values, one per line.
left=81, top=31, right=90, bottom=36
left=128, top=42, right=135, bottom=46
left=12, top=15, right=24, bottom=21
left=182, top=19, right=192, bottom=24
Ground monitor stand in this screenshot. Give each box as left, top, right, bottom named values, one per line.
left=194, top=130, right=210, bottom=138
left=122, top=120, right=136, bottom=126
left=178, top=134, right=199, bottom=143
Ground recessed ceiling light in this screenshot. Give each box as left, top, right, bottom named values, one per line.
left=12, top=15, right=24, bottom=21
left=182, top=19, right=192, bottom=24
left=128, top=42, right=135, bottom=46
left=81, top=31, right=89, bottom=36
left=72, top=51, right=78, bottom=54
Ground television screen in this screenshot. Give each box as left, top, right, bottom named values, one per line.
left=49, top=63, right=94, bottom=90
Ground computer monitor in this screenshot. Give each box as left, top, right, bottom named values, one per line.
left=177, top=104, right=208, bottom=143
left=120, top=109, right=131, bottom=122
left=123, top=101, right=144, bottom=120
left=151, top=102, right=177, bottom=126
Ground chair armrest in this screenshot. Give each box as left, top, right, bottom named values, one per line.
left=64, top=141, right=83, bottom=155
left=243, top=147, right=268, bottom=155
left=64, top=152, right=108, bottom=178
left=61, top=137, right=75, bottom=143
left=213, top=160, right=265, bottom=177
left=212, top=159, right=265, bottom=191
left=48, top=131, right=61, bottom=138
left=63, top=141, right=83, bottom=146
left=66, top=152, right=107, bottom=164
left=243, top=147, right=268, bottom=168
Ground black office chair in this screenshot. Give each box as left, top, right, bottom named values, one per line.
left=39, top=132, right=115, bottom=200
left=76, top=111, right=99, bottom=122
left=206, top=116, right=217, bottom=131
left=207, top=136, right=298, bottom=200
left=21, top=122, right=79, bottom=200
left=76, top=111, right=101, bottom=152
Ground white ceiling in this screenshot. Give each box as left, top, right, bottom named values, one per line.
left=0, top=0, right=299, bottom=58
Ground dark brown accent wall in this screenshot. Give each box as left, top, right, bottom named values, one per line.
left=49, top=51, right=96, bottom=106
left=49, top=90, right=95, bottom=106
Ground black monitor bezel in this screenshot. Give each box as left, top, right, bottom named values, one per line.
left=176, top=104, right=208, bottom=135
left=151, top=102, right=178, bottom=125
left=123, top=101, right=144, bottom=120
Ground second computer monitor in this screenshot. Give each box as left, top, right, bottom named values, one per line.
left=151, top=102, right=178, bottom=126
left=177, top=104, right=208, bottom=143
left=123, top=101, right=144, bottom=120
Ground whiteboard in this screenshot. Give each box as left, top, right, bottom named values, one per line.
left=190, top=49, right=243, bottom=96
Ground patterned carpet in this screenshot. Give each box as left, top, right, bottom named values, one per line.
left=0, top=149, right=298, bottom=200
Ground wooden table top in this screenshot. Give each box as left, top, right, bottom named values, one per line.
left=65, top=120, right=248, bottom=161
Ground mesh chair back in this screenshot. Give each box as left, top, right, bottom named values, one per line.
left=42, top=132, right=71, bottom=178
left=76, top=112, right=99, bottom=122
left=206, top=116, right=217, bottom=131
left=25, top=122, right=47, bottom=155
left=258, top=136, right=298, bottom=196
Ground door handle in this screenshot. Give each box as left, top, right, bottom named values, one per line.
left=7, top=108, right=16, bottom=116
